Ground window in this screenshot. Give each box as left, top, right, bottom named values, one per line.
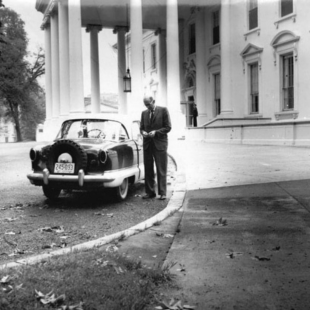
left=213, top=11, right=220, bottom=45
left=214, top=73, right=221, bottom=115
left=58, top=120, right=129, bottom=141
left=249, top=0, right=258, bottom=30
left=282, top=54, right=294, bottom=110
left=189, top=23, right=196, bottom=54
left=281, top=0, right=293, bottom=17
left=151, top=43, right=156, bottom=70
left=250, top=63, right=259, bottom=113
left=132, top=121, right=142, bottom=143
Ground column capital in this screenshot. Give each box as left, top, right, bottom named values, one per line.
left=41, top=22, right=50, bottom=30
left=113, top=26, right=129, bottom=34
left=154, top=28, right=166, bottom=36
left=86, top=24, right=102, bottom=33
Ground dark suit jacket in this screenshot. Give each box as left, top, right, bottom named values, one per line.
left=140, top=106, right=172, bottom=151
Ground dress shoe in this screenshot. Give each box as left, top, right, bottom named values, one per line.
left=158, top=195, right=166, bottom=200
left=142, top=193, right=156, bottom=199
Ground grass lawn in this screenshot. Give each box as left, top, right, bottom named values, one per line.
left=0, top=246, right=175, bottom=310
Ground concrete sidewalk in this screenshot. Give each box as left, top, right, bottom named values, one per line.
left=162, top=141, right=310, bottom=309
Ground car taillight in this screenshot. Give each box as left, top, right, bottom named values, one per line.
left=99, top=150, right=107, bottom=164
left=30, top=149, right=38, bottom=162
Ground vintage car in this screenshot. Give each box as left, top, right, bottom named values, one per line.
left=27, top=114, right=144, bottom=201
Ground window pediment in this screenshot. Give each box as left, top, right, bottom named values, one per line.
left=207, top=55, right=221, bottom=68
left=271, top=30, right=300, bottom=48
left=240, top=43, right=263, bottom=58
left=271, top=31, right=300, bottom=64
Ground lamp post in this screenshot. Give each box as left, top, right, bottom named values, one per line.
left=123, top=68, right=131, bottom=92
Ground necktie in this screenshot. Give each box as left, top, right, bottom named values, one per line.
left=150, top=110, right=154, bottom=123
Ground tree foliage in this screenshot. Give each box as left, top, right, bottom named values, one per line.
left=0, top=7, right=45, bottom=141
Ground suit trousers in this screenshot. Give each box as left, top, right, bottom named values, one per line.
left=143, top=141, right=168, bottom=196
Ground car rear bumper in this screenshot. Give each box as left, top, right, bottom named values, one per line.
left=27, top=167, right=141, bottom=188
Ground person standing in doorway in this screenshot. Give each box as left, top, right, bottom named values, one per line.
left=193, top=103, right=198, bottom=127
left=140, top=95, right=172, bottom=200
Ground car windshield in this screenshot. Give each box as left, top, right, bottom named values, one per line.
left=56, top=119, right=129, bottom=141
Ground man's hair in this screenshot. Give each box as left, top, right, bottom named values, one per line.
left=143, top=95, right=153, bottom=103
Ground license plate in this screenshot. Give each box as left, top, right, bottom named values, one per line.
left=54, top=163, right=75, bottom=174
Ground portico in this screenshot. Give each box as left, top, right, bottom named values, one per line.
left=35, top=0, right=198, bottom=140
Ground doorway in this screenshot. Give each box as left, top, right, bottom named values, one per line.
left=186, top=96, right=195, bottom=127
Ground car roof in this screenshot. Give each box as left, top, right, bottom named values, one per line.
left=62, top=113, right=138, bottom=124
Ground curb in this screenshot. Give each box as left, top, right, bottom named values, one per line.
left=0, top=170, right=186, bottom=270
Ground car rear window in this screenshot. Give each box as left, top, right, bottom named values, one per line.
left=56, top=119, right=129, bottom=141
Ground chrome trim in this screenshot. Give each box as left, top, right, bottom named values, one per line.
left=43, top=168, right=49, bottom=185
left=27, top=166, right=142, bottom=187
left=78, top=169, right=84, bottom=187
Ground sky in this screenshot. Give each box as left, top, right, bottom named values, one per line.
left=4, top=0, right=118, bottom=96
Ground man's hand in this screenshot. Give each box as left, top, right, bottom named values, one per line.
left=141, top=131, right=149, bottom=138
left=148, top=130, right=156, bottom=138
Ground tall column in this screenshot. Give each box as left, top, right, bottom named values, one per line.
left=68, top=0, right=85, bottom=114
left=114, top=26, right=127, bottom=114
left=44, top=24, right=52, bottom=120
left=195, top=7, right=206, bottom=122
left=167, top=0, right=185, bottom=134
left=155, top=28, right=167, bottom=107
left=130, top=0, right=144, bottom=117
left=220, top=0, right=233, bottom=115
left=50, top=13, right=60, bottom=118
left=58, top=0, right=70, bottom=116
left=86, top=24, right=102, bottom=114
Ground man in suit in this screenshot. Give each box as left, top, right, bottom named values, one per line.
left=140, top=95, right=172, bottom=200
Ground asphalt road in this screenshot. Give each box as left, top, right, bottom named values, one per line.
left=0, top=141, right=171, bottom=264
left=0, top=141, right=43, bottom=205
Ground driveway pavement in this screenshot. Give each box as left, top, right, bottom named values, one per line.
left=160, top=140, right=310, bottom=309
left=2, top=139, right=310, bottom=309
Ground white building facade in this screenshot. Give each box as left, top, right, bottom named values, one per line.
left=36, top=0, right=310, bottom=145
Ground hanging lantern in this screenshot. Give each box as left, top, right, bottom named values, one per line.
left=123, top=68, right=131, bottom=92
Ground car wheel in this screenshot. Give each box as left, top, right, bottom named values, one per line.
left=46, top=139, right=87, bottom=174
left=114, top=178, right=129, bottom=201
left=42, top=185, right=61, bottom=200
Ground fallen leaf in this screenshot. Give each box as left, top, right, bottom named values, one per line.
left=38, top=226, right=65, bottom=233
left=253, top=256, right=270, bottom=261
left=53, top=226, right=65, bottom=233
left=106, top=244, right=118, bottom=253
left=155, top=298, right=195, bottom=310
left=15, top=283, right=23, bottom=290
left=38, top=227, right=53, bottom=233
left=35, top=289, right=65, bottom=306
left=212, top=217, right=227, bottom=226
left=0, top=276, right=10, bottom=284
left=93, top=212, right=104, bottom=216
left=176, top=264, right=186, bottom=272
left=225, top=251, right=243, bottom=259
left=2, top=285, right=13, bottom=294
left=3, top=236, right=17, bottom=248
left=163, top=234, right=174, bottom=238
left=113, top=266, right=124, bottom=274
left=4, top=218, right=18, bottom=222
